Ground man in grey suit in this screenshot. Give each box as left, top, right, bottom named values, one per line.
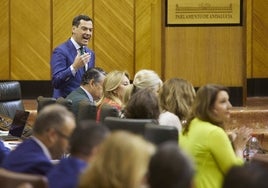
left=66, top=67, right=106, bottom=118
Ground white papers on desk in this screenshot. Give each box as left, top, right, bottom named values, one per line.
left=0, top=130, right=8, bottom=136
left=0, top=130, right=21, bottom=150
left=4, top=141, right=21, bottom=150
left=3, top=139, right=21, bottom=150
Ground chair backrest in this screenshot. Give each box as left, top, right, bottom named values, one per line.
left=99, top=104, right=119, bottom=122
left=145, top=123, right=179, bottom=146
left=36, top=96, right=56, bottom=113
left=104, top=117, right=155, bottom=136
left=56, top=97, right=73, bottom=112
left=37, top=96, right=72, bottom=113
left=0, top=168, right=48, bottom=188
left=77, top=100, right=97, bottom=122
left=0, top=81, right=24, bottom=119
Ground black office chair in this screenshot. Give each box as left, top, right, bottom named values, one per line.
left=77, top=100, right=97, bottom=122
left=104, top=117, right=156, bottom=136
left=145, top=123, right=179, bottom=146
left=36, top=96, right=56, bottom=113
left=0, top=81, right=25, bottom=119
left=99, top=104, right=120, bottom=122
left=56, top=97, right=73, bottom=112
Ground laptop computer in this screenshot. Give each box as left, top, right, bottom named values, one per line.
left=0, top=110, right=30, bottom=141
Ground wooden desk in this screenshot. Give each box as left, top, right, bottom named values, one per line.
left=0, top=114, right=13, bottom=131
left=253, top=153, right=268, bottom=162
left=251, top=129, right=268, bottom=136
left=226, top=129, right=268, bottom=151
left=0, top=114, right=32, bottom=139
left=226, top=129, right=268, bottom=137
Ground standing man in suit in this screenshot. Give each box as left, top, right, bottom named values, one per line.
left=66, top=67, right=106, bottom=117
left=51, top=14, right=95, bottom=98
left=2, top=104, right=76, bottom=175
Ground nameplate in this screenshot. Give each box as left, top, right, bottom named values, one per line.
left=166, top=0, right=242, bottom=26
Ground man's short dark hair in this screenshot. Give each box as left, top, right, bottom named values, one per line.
left=148, top=141, right=195, bottom=188
left=223, top=159, right=268, bottom=188
left=69, top=121, right=109, bottom=156
left=72, top=15, right=93, bottom=27
left=81, top=67, right=106, bottom=85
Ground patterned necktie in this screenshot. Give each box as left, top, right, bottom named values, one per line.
left=79, top=46, right=85, bottom=55
left=79, top=46, right=88, bottom=71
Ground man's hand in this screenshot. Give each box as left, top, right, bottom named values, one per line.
left=72, top=52, right=91, bottom=71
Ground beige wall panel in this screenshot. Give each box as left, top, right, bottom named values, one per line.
left=0, top=0, right=9, bottom=79
left=94, top=0, right=134, bottom=78
left=252, top=0, right=268, bottom=78
left=165, top=27, right=244, bottom=87
left=10, top=0, right=51, bottom=80
left=52, top=0, right=93, bottom=48
left=135, top=0, right=162, bottom=77
left=246, top=0, right=252, bottom=78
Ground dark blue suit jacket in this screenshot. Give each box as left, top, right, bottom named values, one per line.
left=0, top=141, right=10, bottom=165
left=2, top=138, right=54, bottom=175
left=51, top=39, right=95, bottom=98
left=47, top=157, right=87, bottom=188
left=66, top=87, right=93, bottom=117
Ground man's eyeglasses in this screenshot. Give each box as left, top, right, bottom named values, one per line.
left=55, top=129, right=70, bottom=140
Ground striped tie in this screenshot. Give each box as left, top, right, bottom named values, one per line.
left=79, top=46, right=85, bottom=55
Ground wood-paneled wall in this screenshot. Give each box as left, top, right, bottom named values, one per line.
left=0, top=0, right=161, bottom=81
left=10, top=0, right=51, bottom=80
left=94, top=0, right=134, bottom=77
left=165, top=26, right=245, bottom=87
left=251, top=0, right=268, bottom=78
left=0, top=0, right=268, bottom=88
left=0, top=0, right=9, bottom=79
left=52, top=0, right=93, bottom=48
left=135, top=0, right=162, bottom=77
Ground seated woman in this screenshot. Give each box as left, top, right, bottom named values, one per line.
left=124, top=88, right=160, bottom=121
left=96, top=70, right=130, bottom=122
left=158, top=78, right=196, bottom=132
left=179, top=84, right=252, bottom=188
left=78, top=131, right=155, bottom=188
left=123, top=69, right=163, bottom=106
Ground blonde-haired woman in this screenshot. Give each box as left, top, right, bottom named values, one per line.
left=123, top=69, right=163, bottom=106
left=158, top=78, right=196, bottom=131
left=96, top=70, right=130, bottom=121
left=133, top=69, right=162, bottom=93
left=79, top=131, right=156, bottom=188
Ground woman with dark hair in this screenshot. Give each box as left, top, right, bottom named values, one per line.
left=179, top=84, right=252, bottom=188
left=124, top=88, right=160, bottom=120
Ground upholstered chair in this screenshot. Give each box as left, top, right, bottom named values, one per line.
left=0, top=81, right=25, bottom=119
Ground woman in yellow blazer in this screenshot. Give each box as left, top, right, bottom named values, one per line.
left=179, top=84, right=252, bottom=188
